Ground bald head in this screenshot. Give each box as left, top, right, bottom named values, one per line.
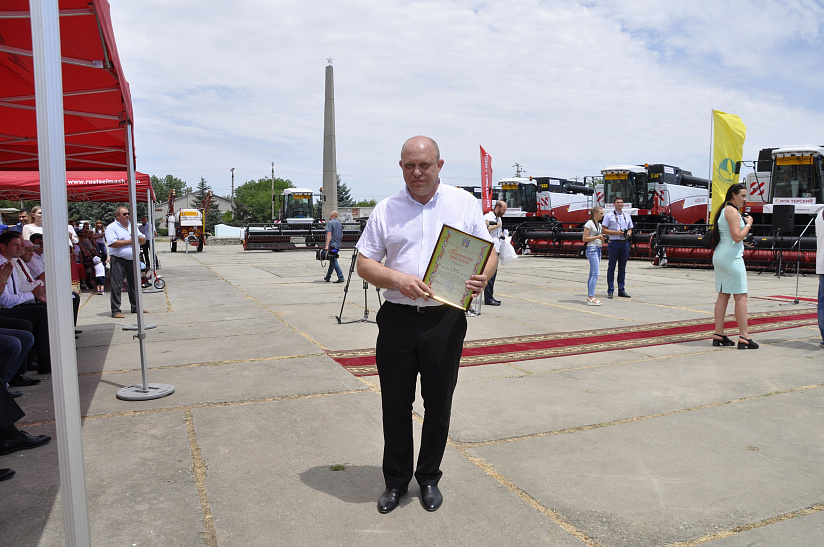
left=329, top=211, right=338, bottom=220
left=400, top=136, right=440, bottom=161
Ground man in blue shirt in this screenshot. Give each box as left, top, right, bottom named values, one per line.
left=602, top=196, right=633, bottom=298
left=323, top=211, right=345, bottom=283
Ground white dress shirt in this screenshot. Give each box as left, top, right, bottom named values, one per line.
left=357, top=181, right=492, bottom=306
left=106, top=220, right=135, bottom=260
left=0, top=255, right=35, bottom=307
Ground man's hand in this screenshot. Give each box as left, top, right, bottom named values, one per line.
left=0, top=261, right=13, bottom=285
left=394, top=272, right=432, bottom=301
left=466, top=273, right=488, bottom=296
left=32, top=284, right=47, bottom=302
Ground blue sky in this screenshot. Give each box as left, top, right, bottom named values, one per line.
left=109, top=0, right=824, bottom=202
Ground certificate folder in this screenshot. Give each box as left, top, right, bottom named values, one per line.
left=422, top=224, right=493, bottom=311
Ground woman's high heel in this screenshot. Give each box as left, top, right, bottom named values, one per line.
left=712, top=334, right=735, bottom=347
left=737, top=336, right=759, bottom=349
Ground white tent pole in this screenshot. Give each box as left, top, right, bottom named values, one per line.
left=29, top=1, right=91, bottom=545
left=115, top=125, right=174, bottom=401
left=125, top=123, right=149, bottom=390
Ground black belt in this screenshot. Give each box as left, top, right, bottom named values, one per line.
left=385, top=301, right=449, bottom=314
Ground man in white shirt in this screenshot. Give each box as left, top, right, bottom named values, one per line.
left=602, top=196, right=634, bottom=298
left=26, top=233, right=45, bottom=280
left=0, top=230, right=52, bottom=375
left=483, top=200, right=507, bottom=305
left=105, top=206, right=145, bottom=318
left=816, top=207, right=823, bottom=349
left=356, top=136, right=496, bottom=514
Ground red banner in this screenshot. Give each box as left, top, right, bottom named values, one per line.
left=480, top=145, right=493, bottom=213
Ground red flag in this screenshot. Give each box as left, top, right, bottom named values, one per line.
left=480, top=145, right=493, bottom=213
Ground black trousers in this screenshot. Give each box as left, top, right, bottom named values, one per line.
left=0, top=384, right=25, bottom=431
left=0, top=303, right=50, bottom=374
left=375, top=302, right=466, bottom=489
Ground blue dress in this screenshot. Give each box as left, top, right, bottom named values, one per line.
left=712, top=208, right=747, bottom=294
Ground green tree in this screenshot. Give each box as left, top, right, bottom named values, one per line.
left=352, top=199, right=377, bottom=207
left=192, top=177, right=222, bottom=234
left=337, top=175, right=353, bottom=207
left=233, top=177, right=293, bottom=223
left=151, top=174, right=191, bottom=203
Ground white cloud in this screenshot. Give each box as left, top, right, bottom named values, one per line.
left=110, top=0, right=824, bottom=201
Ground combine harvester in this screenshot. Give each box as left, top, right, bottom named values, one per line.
left=243, top=188, right=360, bottom=251
left=513, top=163, right=708, bottom=258
left=652, top=145, right=823, bottom=271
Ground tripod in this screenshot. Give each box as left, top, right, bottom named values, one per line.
left=336, top=248, right=382, bottom=324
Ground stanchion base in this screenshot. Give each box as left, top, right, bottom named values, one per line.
left=142, top=287, right=164, bottom=294
left=122, top=323, right=157, bottom=331
left=117, top=383, right=175, bottom=401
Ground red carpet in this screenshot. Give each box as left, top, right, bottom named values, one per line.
left=328, top=308, right=818, bottom=377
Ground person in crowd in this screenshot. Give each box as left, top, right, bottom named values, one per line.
left=323, top=211, right=345, bottom=283
left=0, top=231, right=52, bottom=375
left=13, top=241, right=42, bottom=294
left=138, top=216, right=157, bottom=270
left=93, top=256, right=106, bottom=295
left=21, top=206, right=42, bottom=242
left=9, top=209, right=29, bottom=234
left=93, top=219, right=107, bottom=260
left=356, top=136, right=495, bottom=514
left=0, top=382, right=52, bottom=481
left=78, top=230, right=100, bottom=289
left=0, top=263, right=36, bottom=392
left=816, top=206, right=824, bottom=349
left=27, top=233, right=45, bottom=280
left=483, top=200, right=507, bottom=306
left=710, top=183, right=757, bottom=349
left=602, top=196, right=633, bottom=299
left=583, top=206, right=606, bottom=306
left=106, top=206, right=144, bottom=318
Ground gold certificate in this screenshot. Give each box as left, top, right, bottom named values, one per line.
left=423, top=224, right=493, bottom=310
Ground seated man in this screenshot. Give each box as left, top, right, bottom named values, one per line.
left=0, top=231, right=52, bottom=375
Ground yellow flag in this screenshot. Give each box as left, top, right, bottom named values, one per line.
left=710, top=110, right=746, bottom=224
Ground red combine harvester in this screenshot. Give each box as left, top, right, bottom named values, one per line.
left=652, top=145, right=823, bottom=272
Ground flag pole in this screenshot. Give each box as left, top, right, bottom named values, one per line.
left=706, top=109, right=714, bottom=225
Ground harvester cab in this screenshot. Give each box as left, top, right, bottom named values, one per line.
left=281, top=188, right=316, bottom=225
left=495, top=177, right=537, bottom=229
left=600, top=165, right=646, bottom=214
left=758, top=145, right=824, bottom=234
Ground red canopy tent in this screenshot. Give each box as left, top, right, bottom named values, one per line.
left=0, top=0, right=134, bottom=172
left=0, top=171, right=154, bottom=202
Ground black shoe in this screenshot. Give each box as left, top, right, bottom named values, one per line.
left=323, top=278, right=330, bottom=282
left=0, top=431, right=52, bottom=456
left=0, top=468, right=14, bottom=482
left=334, top=279, right=344, bottom=283
left=420, top=484, right=443, bottom=512
left=607, top=292, right=614, bottom=299
left=8, top=391, right=22, bottom=399
left=9, top=375, right=40, bottom=387
left=712, top=334, right=735, bottom=347
left=484, top=300, right=501, bottom=306
left=618, top=291, right=631, bottom=298
left=377, top=488, right=407, bottom=514
left=738, top=336, right=759, bottom=350
left=74, top=330, right=83, bottom=334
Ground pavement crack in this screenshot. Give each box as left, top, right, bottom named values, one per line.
left=663, top=501, right=824, bottom=546
left=185, top=410, right=218, bottom=547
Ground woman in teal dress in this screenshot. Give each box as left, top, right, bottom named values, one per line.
left=710, top=183, right=758, bottom=349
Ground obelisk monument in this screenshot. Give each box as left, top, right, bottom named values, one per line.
left=322, top=60, right=337, bottom=218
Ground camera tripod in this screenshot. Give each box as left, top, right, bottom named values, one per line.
left=336, top=248, right=382, bottom=324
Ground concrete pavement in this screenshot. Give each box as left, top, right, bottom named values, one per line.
left=2, top=244, right=822, bottom=546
